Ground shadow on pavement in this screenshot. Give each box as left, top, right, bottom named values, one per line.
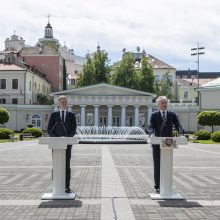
left=38, top=199, right=82, bottom=208
left=157, top=200, right=203, bottom=208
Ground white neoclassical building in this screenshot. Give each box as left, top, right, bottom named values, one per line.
left=51, top=83, right=157, bottom=129
left=4, top=83, right=200, bottom=132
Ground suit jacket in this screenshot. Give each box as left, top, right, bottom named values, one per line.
left=149, top=110, right=183, bottom=137
left=47, top=111, right=77, bottom=137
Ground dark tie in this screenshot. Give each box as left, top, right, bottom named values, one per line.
left=62, top=111, right=65, bottom=123
left=162, top=111, right=166, bottom=124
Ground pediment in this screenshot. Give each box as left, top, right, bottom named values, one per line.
left=52, top=83, right=156, bottom=97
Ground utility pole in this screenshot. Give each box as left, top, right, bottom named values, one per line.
left=191, top=43, right=205, bottom=87
left=191, top=43, right=205, bottom=131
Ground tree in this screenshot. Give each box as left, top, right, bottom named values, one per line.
left=197, top=111, right=220, bottom=132
left=37, top=94, right=52, bottom=105
left=138, top=55, right=155, bottom=93
left=93, top=46, right=110, bottom=84
left=77, top=56, right=94, bottom=86
left=155, top=72, right=174, bottom=99
left=0, top=107, right=9, bottom=126
left=111, top=52, right=138, bottom=89
left=77, top=46, right=110, bottom=87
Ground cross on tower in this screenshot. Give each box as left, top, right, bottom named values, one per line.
left=47, top=14, right=51, bottom=23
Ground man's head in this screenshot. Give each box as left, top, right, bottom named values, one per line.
left=157, top=96, right=168, bottom=111
left=58, top=95, right=68, bottom=110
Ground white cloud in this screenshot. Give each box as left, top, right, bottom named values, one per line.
left=1, top=0, right=220, bottom=71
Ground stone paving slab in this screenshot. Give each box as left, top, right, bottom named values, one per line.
left=0, top=140, right=220, bottom=219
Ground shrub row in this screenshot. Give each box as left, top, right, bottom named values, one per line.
left=0, top=127, right=43, bottom=139
left=194, top=130, right=220, bottom=142
left=0, top=128, right=14, bottom=139
left=22, top=127, right=43, bottom=138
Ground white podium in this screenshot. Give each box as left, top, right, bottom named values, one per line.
left=39, top=137, right=78, bottom=200
left=149, top=136, right=187, bottom=200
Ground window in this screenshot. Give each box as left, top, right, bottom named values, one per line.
left=99, top=116, right=107, bottom=126
left=168, top=75, right=172, bottom=82
left=184, top=91, right=188, bottom=99
left=126, top=117, right=133, bottom=126
left=0, top=79, right=6, bottom=89
left=155, top=75, right=160, bottom=82
left=113, top=116, right=120, bottom=126
left=12, top=79, right=18, bottom=89
left=70, top=79, right=75, bottom=85
left=31, top=114, right=41, bottom=128
left=12, top=98, right=18, bottom=104
left=0, top=99, right=6, bottom=104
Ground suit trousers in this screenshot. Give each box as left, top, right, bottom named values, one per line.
left=152, top=144, right=160, bottom=190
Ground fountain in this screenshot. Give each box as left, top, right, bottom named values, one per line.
left=75, top=126, right=149, bottom=144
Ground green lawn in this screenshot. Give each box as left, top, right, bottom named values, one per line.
left=189, top=139, right=220, bottom=144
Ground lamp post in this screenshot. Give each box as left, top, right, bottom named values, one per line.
left=191, top=43, right=205, bottom=87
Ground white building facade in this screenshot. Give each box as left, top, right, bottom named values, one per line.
left=4, top=83, right=199, bottom=132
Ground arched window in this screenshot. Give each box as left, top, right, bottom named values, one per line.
left=31, top=113, right=42, bottom=128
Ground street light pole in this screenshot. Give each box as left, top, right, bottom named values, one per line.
left=191, top=43, right=205, bottom=87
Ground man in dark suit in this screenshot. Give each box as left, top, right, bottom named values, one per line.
left=149, top=96, right=183, bottom=193
left=47, top=95, right=77, bottom=193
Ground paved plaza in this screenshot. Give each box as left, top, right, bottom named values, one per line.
left=0, top=140, right=220, bottom=219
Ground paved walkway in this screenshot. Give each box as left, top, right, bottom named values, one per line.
left=0, top=140, right=220, bottom=219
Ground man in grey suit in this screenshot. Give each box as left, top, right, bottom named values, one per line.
left=149, top=96, right=183, bottom=193
left=47, top=95, right=77, bottom=193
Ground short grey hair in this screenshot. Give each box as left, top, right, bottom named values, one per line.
left=58, top=95, right=67, bottom=101
left=156, top=96, right=168, bottom=105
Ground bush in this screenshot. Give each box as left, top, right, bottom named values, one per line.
left=0, top=128, right=14, bottom=139
left=22, top=127, right=43, bottom=138
left=27, top=124, right=34, bottom=128
left=211, top=131, right=220, bottom=142
left=0, top=107, right=10, bottom=125
left=194, top=130, right=211, bottom=140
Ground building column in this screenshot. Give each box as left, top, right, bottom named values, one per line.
left=121, top=105, right=126, bottom=127
left=80, top=105, right=86, bottom=126
left=147, top=106, right=152, bottom=126
left=134, top=105, right=140, bottom=127
left=94, top=105, right=100, bottom=126
left=107, top=105, right=113, bottom=126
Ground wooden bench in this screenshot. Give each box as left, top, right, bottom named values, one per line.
left=22, top=133, right=35, bottom=139
left=9, top=134, right=18, bottom=142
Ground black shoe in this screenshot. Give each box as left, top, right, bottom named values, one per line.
left=155, top=189, right=160, bottom=194
left=65, top=188, right=73, bottom=193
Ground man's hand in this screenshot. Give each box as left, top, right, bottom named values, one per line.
left=150, top=134, right=155, bottom=138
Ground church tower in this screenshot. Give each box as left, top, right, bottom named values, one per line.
left=44, top=15, right=53, bottom=38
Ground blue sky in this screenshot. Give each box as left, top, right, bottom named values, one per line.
left=1, top=0, right=220, bottom=72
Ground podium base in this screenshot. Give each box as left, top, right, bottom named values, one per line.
left=41, top=192, right=75, bottom=200
left=149, top=193, right=184, bottom=200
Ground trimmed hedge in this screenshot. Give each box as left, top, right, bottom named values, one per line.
left=22, top=127, right=43, bottom=138
left=194, top=130, right=211, bottom=140
left=0, top=128, right=14, bottom=139
left=0, top=107, right=10, bottom=125
left=211, top=131, right=220, bottom=142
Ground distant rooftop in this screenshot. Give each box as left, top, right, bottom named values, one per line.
left=201, top=77, right=220, bottom=88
